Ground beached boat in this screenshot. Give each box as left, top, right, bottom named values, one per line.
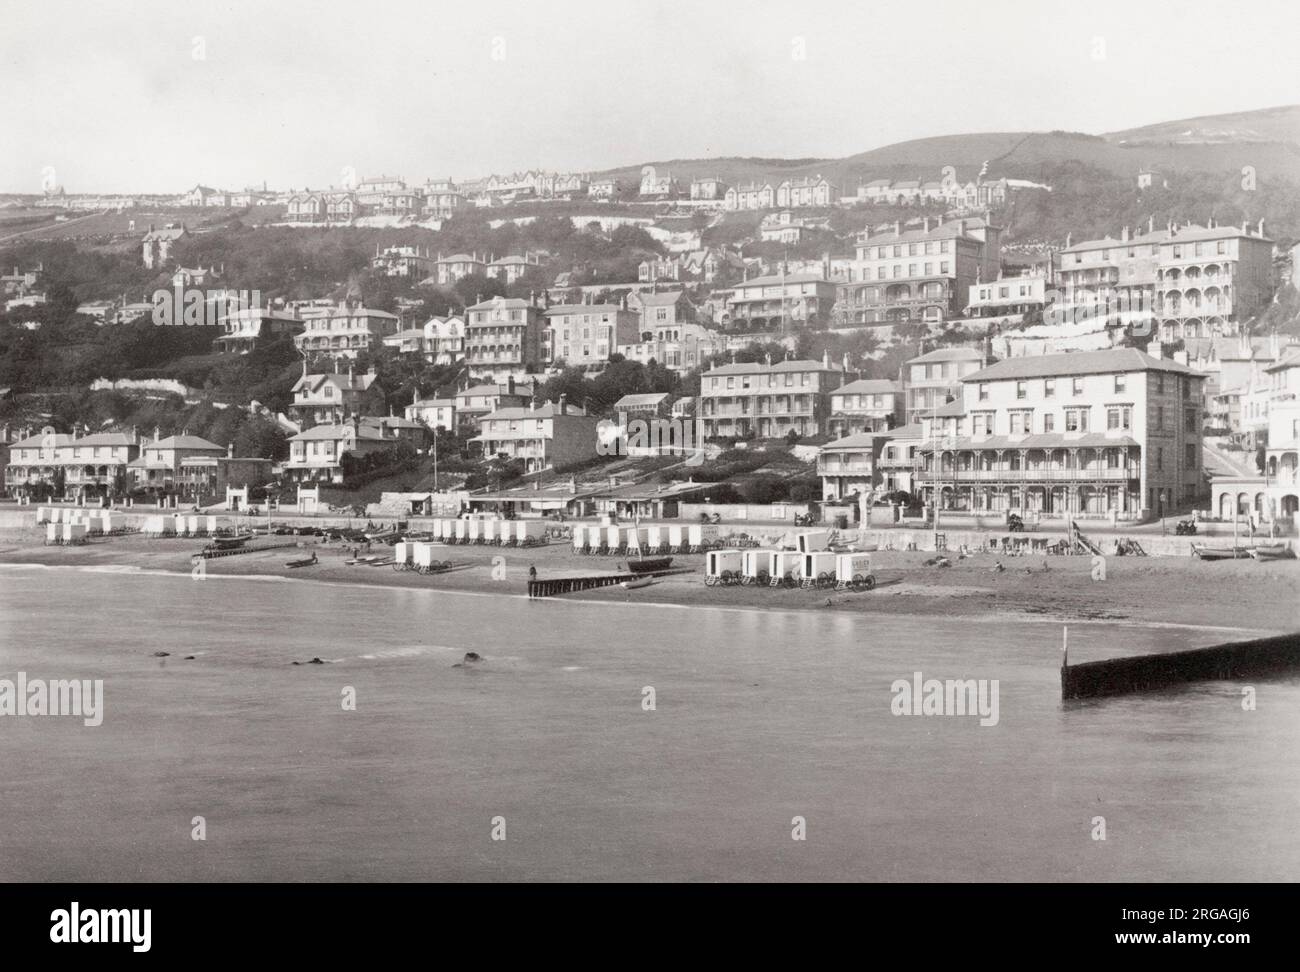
left=627, top=556, right=673, bottom=575
left=285, top=553, right=318, bottom=568
left=212, top=533, right=252, bottom=549
left=620, top=577, right=655, bottom=590
left=1192, top=543, right=1249, bottom=561
left=1249, top=544, right=1295, bottom=561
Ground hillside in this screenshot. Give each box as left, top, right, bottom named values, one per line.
left=591, top=105, right=1300, bottom=191
left=1105, top=104, right=1300, bottom=146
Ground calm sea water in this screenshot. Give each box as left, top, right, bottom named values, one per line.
left=1, top=564, right=1297, bottom=882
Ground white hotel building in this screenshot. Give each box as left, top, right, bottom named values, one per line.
left=915, top=348, right=1206, bottom=520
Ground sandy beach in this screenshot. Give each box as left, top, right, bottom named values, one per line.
left=2, top=525, right=1297, bottom=633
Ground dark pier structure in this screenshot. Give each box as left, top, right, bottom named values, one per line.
left=1061, top=631, right=1300, bottom=699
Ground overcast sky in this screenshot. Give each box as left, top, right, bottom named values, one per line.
left=5, top=0, right=1299, bottom=193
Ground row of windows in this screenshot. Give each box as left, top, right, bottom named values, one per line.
left=1071, top=240, right=1229, bottom=264
left=967, top=406, right=1130, bottom=436
left=975, top=285, right=1036, bottom=300
left=555, top=345, right=609, bottom=359
left=708, top=373, right=814, bottom=391
left=912, top=362, right=978, bottom=382
left=833, top=394, right=895, bottom=410
left=982, top=373, right=1190, bottom=401
left=867, top=241, right=953, bottom=259
left=961, top=404, right=1198, bottom=435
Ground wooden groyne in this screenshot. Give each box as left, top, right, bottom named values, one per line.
left=1061, top=631, right=1300, bottom=699
left=528, top=574, right=633, bottom=598
left=195, top=541, right=302, bottom=560
left=528, top=568, right=693, bottom=599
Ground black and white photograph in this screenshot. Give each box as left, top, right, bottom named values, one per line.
left=0, top=0, right=1297, bottom=952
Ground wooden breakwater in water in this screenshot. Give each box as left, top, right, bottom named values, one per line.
left=1061, top=632, right=1300, bottom=699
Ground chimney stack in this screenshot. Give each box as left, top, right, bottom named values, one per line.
left=558, top=394, right=567, bottom=415
left=1258, top=218, right=1266, bottom=237
left=227, top=441, right=234, bottom=459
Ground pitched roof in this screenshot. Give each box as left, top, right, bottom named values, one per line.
left=150, top=435, right=222, bottom=450
left=860, top=219, right=995, bottom=247
left=69, top=432, right=137, bottom=447
left=467, top=297, right=533, bottom=311
left=457, top=382, right=532, bottom=398
left=614, top=393, right=671, bottom=408
left=142, top=226, right=186, bottom=241
left=9, top=432, right=75, bottom=448
left=964, top=348, right=1202, bottom=382
left=635, top=291, right=690, bottom=307
left=1266, top=350, right=1300, bottom=373
left=822, top=432, right=886, bottom=449
left=544, top=304, right=622, bottom=316
left=931, top=399, right=967, bottom=417
left=290, top=423, right=387, bottom=442
left=480, top=401, right=590, bottom=421
left=834, top=379, right=900, bottom=395
left=1165, top=223, right=1271, bottom=244
left=732, top=272, right=829, bottom=288
left=906, top=347, right=985, bottom=365
left=291, top=372, right=377, bottom=394
left=708, top=358, right=843, bottom=376
left=883, top=422, right=923, bottom=440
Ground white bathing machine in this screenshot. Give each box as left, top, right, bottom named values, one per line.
left=392, top=541, right=413, bottom=568
left=741, top=548, right=775, bottom=584
left=765, top=550, right=803, bottom=585
left=61, top=522, right=88, bottom=543
left=798, top=551, right=838, bottom=586
left=704, top=549, right=745, bottom=584
left=834, top=552, right=876, bottom=590
left=142, top=514, right=171, bottom=536
left=516, top=520, right=547, bottom=545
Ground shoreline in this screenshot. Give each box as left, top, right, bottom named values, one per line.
left=2, top=528, right=1297, bottom=633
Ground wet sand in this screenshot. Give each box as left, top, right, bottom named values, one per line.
left=2, top=527, right=1297, bottom=633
